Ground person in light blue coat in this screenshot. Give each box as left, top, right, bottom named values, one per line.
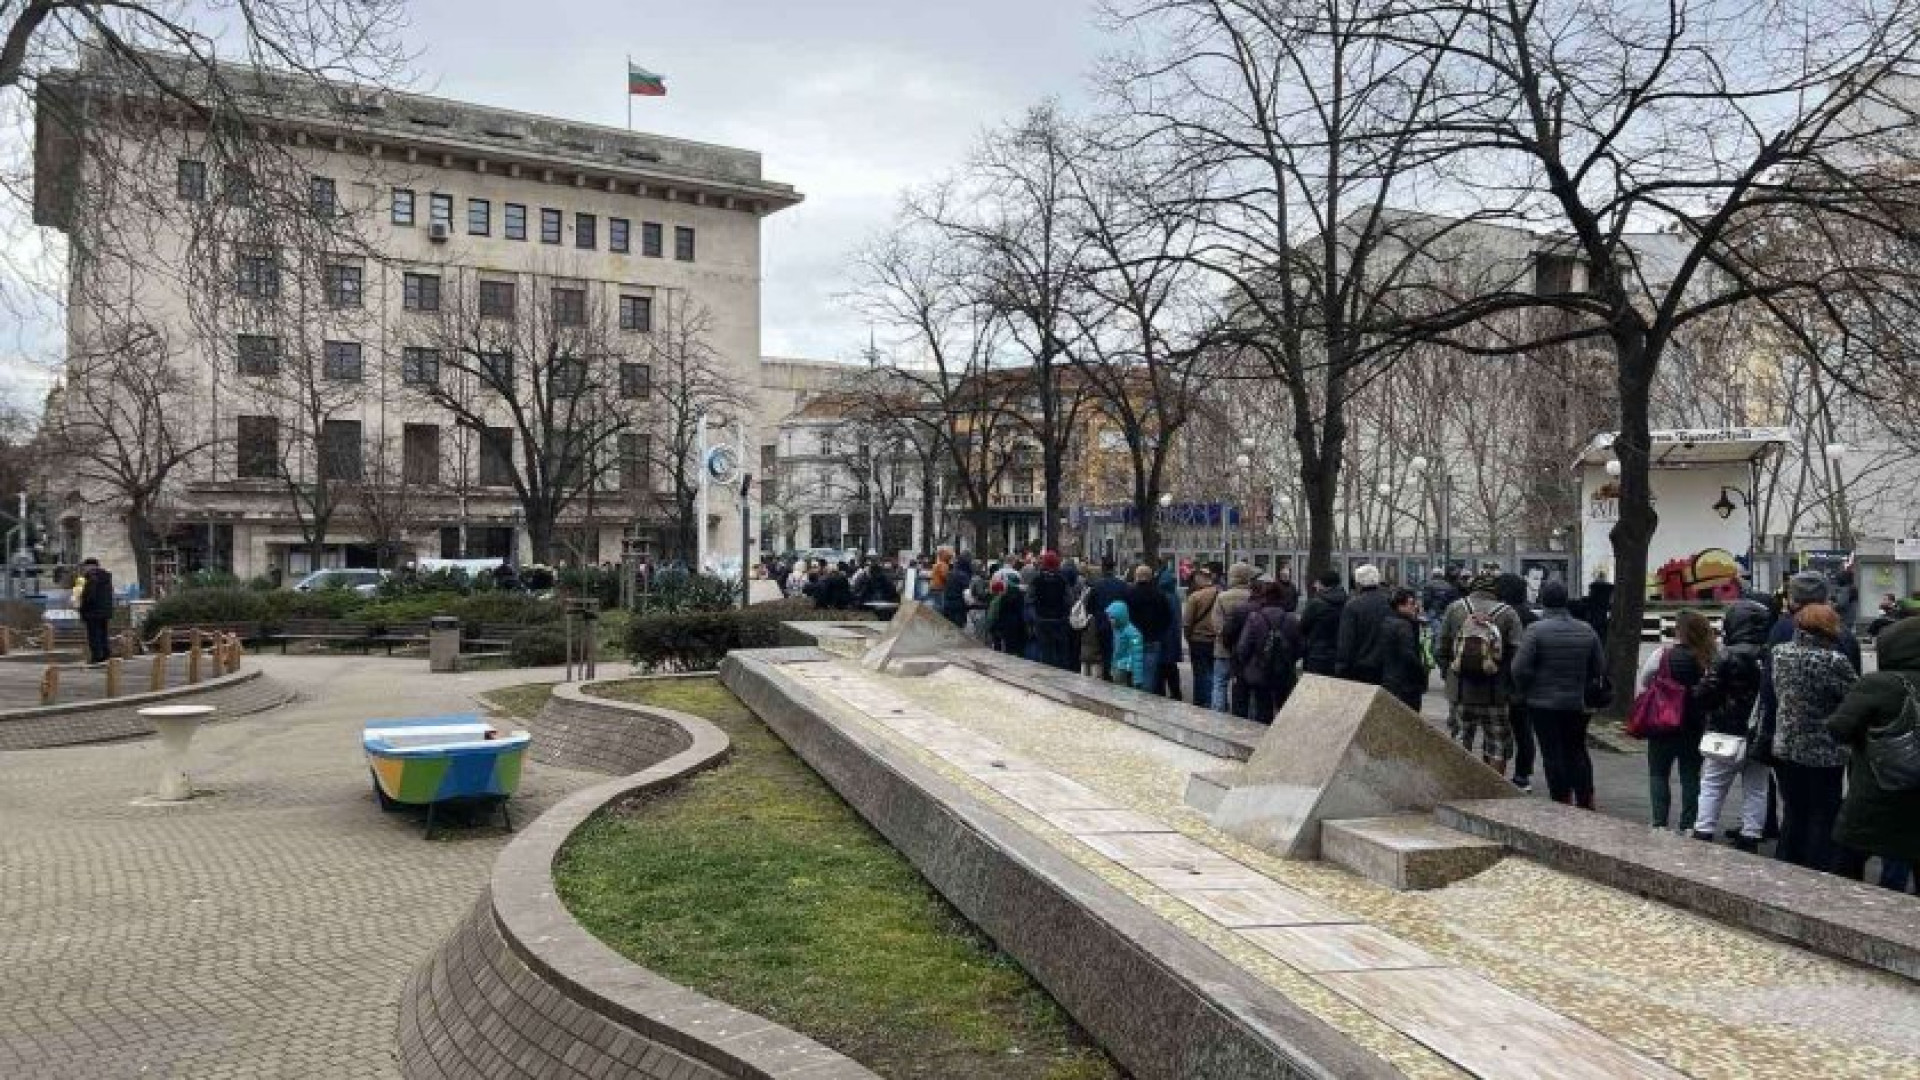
left=1107, top=600, right=1146, bottom=690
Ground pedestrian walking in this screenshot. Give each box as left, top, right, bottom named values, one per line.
left=1495, top=573, right=1541, bottom=792
left=1688, top=600, right=1775, bottom=852
left=1766, top=603, right=1858, bottom=872
left=74, top=557, right=115, bottom=665
left=1510, top=580, right=1605, bottom=807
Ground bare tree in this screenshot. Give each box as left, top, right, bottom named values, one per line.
left=348, top=433, right=428, bottom=569
left=48, top=319, right=220, bottom=590
left=1104, top=0, right=1501, bottom=575
left=639, top=298, right=744, bottom=563
left=411, top=268, right=649, bottom=564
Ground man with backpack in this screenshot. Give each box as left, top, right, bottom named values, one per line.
left=1210, top=563, right=1257, bottom=714
left=1233, top=581, right=1302, bottom=723
left=1182, top=567, right=1222, bottom=708
left=1438, top=572, right=1526, bottom=778
left=1299, top=569, right=1347, bottom=677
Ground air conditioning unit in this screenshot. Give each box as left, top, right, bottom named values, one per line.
left=428, top=222, right=450, bottom=242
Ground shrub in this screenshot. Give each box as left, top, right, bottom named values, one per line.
left=638, top=571, right=740, bottom=616
left=0, top=600, right=45, bottom=633
left=625, top=601, right=870, bottom=672
left=559, top=565, right=623, bottom=609
left=246, top=575, right=280, bottom=592
left=509, top=625, right=570, bottom=667
left=142, top=587, right=269, bottom=635
left=261, top=589, right=366, bottom=621
left=178, top=569, right=242, bottom=591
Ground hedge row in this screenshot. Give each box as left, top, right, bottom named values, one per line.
left=625, top=596, right=870, bottom=672
left=139, top=586, right=561, bottom=637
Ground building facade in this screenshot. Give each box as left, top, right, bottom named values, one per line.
left=35, top=52, right=799, bottom=588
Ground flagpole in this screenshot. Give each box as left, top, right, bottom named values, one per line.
left=625, top=55, right=632, bottom=130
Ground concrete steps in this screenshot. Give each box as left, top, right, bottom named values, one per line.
left=1322, top=815, right=1505, bottom=891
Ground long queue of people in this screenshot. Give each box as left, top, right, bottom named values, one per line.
left=914, top=548, right=1920, bottom=895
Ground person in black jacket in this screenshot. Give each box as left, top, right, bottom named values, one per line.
left=1380, top=588, right=1429, bottom=712
left=1029, top=551, right=1073, bottom=671
left=75, top=557, right=115, bottom=664
left=990, top=570, right=1029, bottom=657
left=1511, top=580, right=1605, bottom=807
left=1688, top=599, right=1773, bottom=851
left=942, top=556, right=974, bottom=628
left=1125, top=564, right=1175, bottom=687
left=1087, top=560, right=1130, bottom=681
left=1233, top=581, right=1302, bottom=723
left=1299, top=570, right=1347, bottom=676
left=1336, top=564, right=1390, bottom=684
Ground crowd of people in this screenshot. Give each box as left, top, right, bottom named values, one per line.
left=849, top=545, right=1920, bottom=895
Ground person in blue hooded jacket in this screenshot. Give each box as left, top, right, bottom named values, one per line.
left=1107, top=600, right=1146, bottom=689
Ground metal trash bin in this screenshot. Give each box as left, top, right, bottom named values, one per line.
left=429, top=616, right=462, bottom=673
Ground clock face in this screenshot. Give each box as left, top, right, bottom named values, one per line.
left=705, top=446, right=739, bottom=483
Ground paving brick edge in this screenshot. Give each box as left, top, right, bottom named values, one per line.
left=1438, top=797, right=1920, bottom=983
left=0, top=669, right=294, bottom=750
left=720, top=647, right=1402, bottom=1080
left=399, top=678, right=879, bottom=1080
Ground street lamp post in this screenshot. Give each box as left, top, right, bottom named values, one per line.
left=1229, top=450, right=1252, bottom=567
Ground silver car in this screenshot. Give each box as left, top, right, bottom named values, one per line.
left=291, top=568, right=389, bottom=597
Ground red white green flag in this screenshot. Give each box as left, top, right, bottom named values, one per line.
left=628, top=62, right=666, bottom=97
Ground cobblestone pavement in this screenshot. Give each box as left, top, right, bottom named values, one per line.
left=0, top=655, right=598, bottom=1079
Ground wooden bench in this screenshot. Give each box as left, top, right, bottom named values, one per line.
left=275, top=618, right=376, bottom=653
left=171, top=621, right=266, bottom=645
left=463, top=622, right=526, bottom=654
left=371, top=621, right=432, bottom=656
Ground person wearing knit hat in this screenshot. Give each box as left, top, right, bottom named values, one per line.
left=1030, top=549, right=1073, bottom=671
left=1210, top=562, right=1259, bottom=715
left=1766, top=570, right=1862, bottom=674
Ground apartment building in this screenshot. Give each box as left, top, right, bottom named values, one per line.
left=34, top=52, right=799, bottom=585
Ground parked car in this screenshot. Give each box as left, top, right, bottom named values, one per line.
left=292, top=568, right=389, bottom=597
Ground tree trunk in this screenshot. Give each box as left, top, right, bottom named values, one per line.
left=919, top=471, right=938, bottom=557
left=969, top=503, right=993, bottom=558
left=1604, top=339, right=1659, bottom=717
left=1043, top=444, right=1065, bottom=552
left=125, top=506, right=155, bottom=595
left=526, top=509, right=555, bottom=565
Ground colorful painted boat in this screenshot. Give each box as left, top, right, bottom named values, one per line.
left=363, top=714, right=530, bottom=836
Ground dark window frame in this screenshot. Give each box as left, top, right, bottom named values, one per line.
left=236, top=415, right=279, bottom=479
left=641, top=221, right=663, bottom=257
left=400, top=346, right=441, bottom=387
left=610, top=218, right=630, bottom=253
left=550, top=286, right=587, bottom=327
left=236, top=252, right=279, bottom=299
left=575, top=212, right=597, bottom=250
left=402, top=272, right=441, bottom=313
left=618, top=294, right=653, bottom=332
left=177, top=159, right=207, bottom=201
left=478, top=279, right=517, bottom=320
left=323, top=264, right=363, bottom=309
left=674, top=226, right=696, bottom=262
left=403, top=424, right=442, bottom=486
left=540, top=208, right=562, bottom=244
left=321, top=419, right=364, bottom=483
left=467, top=197, right=491, bottom=236
left=309, top=175, right=337, bottom=218
left=619, top=362, right=652, bottom=400
left=479, top=427, right=515, bottom=487
left=549, top=356, right=587, bottom=395
left=504, top=203, right=527, bottom=241
left=392, top=188, right=415, bottom=226
left=322, top=340, right=364, bottom=382
left=428, top=192, right=453, bottom=231
left=236, top=334, right=281, bottom=376
left=479, top=351, right=515, bottom=389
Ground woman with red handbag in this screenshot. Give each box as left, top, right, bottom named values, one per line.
left=1765, top=604, right=1859, bottom=871
left=1635, top=612, right=1716, bottom=832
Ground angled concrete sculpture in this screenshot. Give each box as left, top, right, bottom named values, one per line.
left=1193, top=675, right=1519, bottom=858
left=861, top=600, right=980, bottom=674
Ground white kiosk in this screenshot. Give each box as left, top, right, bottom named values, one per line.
left=1575, top=428, right=1789, bottom=600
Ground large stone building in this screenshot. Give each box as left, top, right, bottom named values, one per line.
left=34, top=51, right=798, bottom=587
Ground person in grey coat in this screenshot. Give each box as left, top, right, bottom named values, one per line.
left=1512, top=581, right=1606, bottom=808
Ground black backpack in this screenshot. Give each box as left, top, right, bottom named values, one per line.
left=1259, top=609, right=1298, bottom=683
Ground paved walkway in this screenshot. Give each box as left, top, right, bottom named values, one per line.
left=0, top=655, right=598, bottom=1079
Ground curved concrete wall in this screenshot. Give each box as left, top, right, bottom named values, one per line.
left=0, top=671, right=290, bottom=750
left=400, top=682, right=877, bottom=1080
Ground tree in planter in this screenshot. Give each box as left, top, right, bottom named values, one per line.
left=411, top=270, right=648, bottom=564
left=48, top=319, right=222, bottom=591
left=637, top=298, right=745, bottom=563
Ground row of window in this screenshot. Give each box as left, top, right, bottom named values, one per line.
left=178, top=157, right=702, bottom=262
left=233, top=334, right=653, bottom=397
left=237, top=257, right=655, bottom=331
left=389, top=187, right=696, bottom=260
left=234, top=416, right=655, bottom=492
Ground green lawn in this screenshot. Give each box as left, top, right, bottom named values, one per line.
left=525, top=677, right=1121, bottom=1080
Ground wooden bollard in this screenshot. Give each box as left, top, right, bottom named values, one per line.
left=186, top=633, right=203, bottom=684
left=41, top=622, right=54, bottom=658
left=226, top=634, right=244, bottom=673
left=149, top=651, right=168, bottom=692
left=40, top=664, right=58, bottom=706
left=156, top=627, right=173, bottom=658
left=0, top=624, right=11, bottom=655
left=104, top=657, right=122, bottom=698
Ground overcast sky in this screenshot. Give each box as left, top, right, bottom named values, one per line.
left=406, top=0, right=1111, bottom=362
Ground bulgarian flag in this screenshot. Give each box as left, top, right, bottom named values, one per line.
left=628, top=62, right=666, bottom=97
